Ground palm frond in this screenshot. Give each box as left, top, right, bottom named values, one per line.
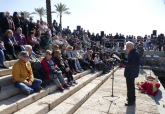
left=32, top=7, right=46, bottom=20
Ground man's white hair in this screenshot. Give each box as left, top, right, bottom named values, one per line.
left=126, top=41, right=134, bottom=48
left=17, top=27, right=22, bottom=31
left=25, top=45, right=32, bottom=51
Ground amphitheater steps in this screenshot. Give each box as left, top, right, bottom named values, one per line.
left=13, top=71, right=103, bottom=114
left=46, top=66, right=119, bottom=114
left=13, top=66, right=119, bottom=114
left=0, top=70, right=91, bottom=114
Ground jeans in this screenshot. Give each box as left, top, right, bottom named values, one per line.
left=75, top=60, right=81, bottom=69
left=144, top=42, right=147, bottom=50
left=49, top=74, right=66, bottom=86
left=14, top=78, right=42, bottom=94
left=0, top=50, right=4, bottom=65
left=106, top=62, right=111, bottom=70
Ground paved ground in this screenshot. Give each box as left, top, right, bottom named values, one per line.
left=74, top=68, right=160, bottom=114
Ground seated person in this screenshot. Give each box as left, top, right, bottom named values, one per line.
left=27, top=32, right=42, bottom=55
left=35, top=30, right=43, bottom=47
left=0, top=50, right=9, bottom=69
left=12, top=51, right=42, bottom=95
left=41, top=50, right=70, bottom=91
left=52, top=36, right=63, bottom=46
left=105, top=41, right=111, bottom=48
left=67, top=35, right=74, bottom=46
left=25, top=45, right=46, bottom=87
left=73, top=45, right=85, bottom=70
left=57, top=32, right=63, bottom=41
left=53, top=50, right=77, bottom=86
left=78, top=43, right=85, bottom=56
left=61, top=44, right=77, bottom=75
left=113, top=42, right=121, bottom=52
left=83, top=45, right=88, bottom=53
left=74, top=36, right=80, bottom=44
left=13, top=27, right=27, bottom=47
left=2, top=29, right=23, bottom=60
left=67, top=46, right=83, bottom=73
left=94, top=53, right=108, bottom=74
left=52, top=44, right=60, bottom=58
left=43, top=33, right=52, bottom=51
left=62, top=36, right=69, bottom=47
left=103, top=52, right=113, bottom=70
left=0, top=37, right=11, bottom=61
left=82, top=50, right=96, bottom=73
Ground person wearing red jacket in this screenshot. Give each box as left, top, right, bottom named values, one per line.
left=41, top=50, right=70, bottom=91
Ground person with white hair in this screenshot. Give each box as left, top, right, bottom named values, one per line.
left=12, top=51, right=42, bottom=95
left=118, top=41, right=140, bottom=106
left=25, top=45, right=47, bottom=87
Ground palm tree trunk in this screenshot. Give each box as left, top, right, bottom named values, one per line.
left=46, top=0, right=52, bottom=27
left=60, top=15, right=62, bottom=28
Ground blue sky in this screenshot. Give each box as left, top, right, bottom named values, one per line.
left=0, top=0, right=165, bottom=36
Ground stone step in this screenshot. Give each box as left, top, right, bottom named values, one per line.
left=13, top=71, right=104, bottom=114
left=0, top=67, right=13, bottom=77
left=0, top=75, right=13, bottom=86
left=0, top=70, right=91, bottom=114
left=47, top=66, right=119, bottom=114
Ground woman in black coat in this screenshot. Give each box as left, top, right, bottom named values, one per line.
left=13, top=12, right=20, bottom=30
left=53, top=50, right=77, bottom=85
left=1, top=11, right=15, bottom=33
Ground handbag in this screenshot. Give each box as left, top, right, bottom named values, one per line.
left=31, top=62, right=42, bottom=72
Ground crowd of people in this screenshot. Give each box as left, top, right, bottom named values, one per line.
left=0, top=11, right=162, bottom=95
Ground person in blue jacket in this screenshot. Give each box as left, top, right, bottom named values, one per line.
left=120, top=41, right=140, bottom=106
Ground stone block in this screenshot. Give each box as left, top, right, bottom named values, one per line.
left=47, top=102, right=75, bottom=114
left=0, top=75, right=13, bottom=86
left=0, top=67, right=12, bottom=76
left=4, top=61, right=10, bottom=67
left=0, top=84, right=20, bottom=101
left=49, top=90, right=71, bottom=110
left=14, top=101, right=49, bottom=114
left=9, top=60, right=17, bottom=66
left=0, top=100, right=17, bottom=114
left=74, top=107, right=107, bottom=114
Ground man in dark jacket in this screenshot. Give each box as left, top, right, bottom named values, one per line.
left=20, top=13, right=29, bottom=38
left=28, top=17, right=36, bottom=32
left=120, top=41, right=140, bottom=106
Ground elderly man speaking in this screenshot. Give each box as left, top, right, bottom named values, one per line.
left=119, top=41, right=140, bottom=106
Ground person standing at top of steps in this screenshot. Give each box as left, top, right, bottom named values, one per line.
left=119, top=41, right=140, bottom=106
left=12, top=51, right=42, bottom=95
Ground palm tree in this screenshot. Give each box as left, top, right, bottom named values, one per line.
left=31, top=7, right=47, bottom=21
left=46, top=0, right=52, bottom=27
left=52, top=3, right=71, bottom=28
left=19, top=11, right=32, bottom=19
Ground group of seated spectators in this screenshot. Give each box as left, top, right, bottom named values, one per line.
left=0, top=10, right=159, bottom=96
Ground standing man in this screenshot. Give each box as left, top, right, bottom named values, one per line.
left=120, top=41, right=140, bottom=106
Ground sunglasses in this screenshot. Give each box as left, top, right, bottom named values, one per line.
left=48, top=53, right=52, bottom=55
left=58, top=53, right=61, bottom=55
left=24, top=56, right=29, bottom=58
